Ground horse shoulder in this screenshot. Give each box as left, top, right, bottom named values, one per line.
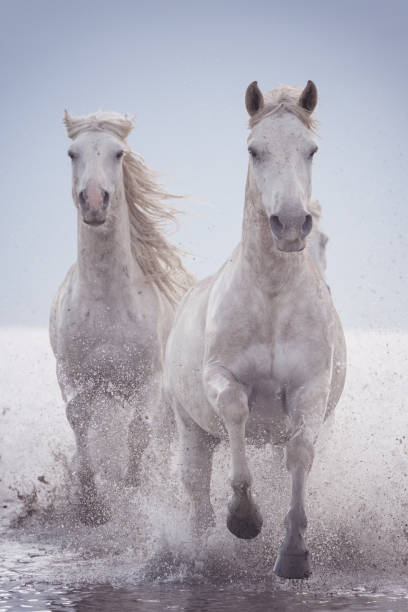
left=203, top=262, right=266, bottom=383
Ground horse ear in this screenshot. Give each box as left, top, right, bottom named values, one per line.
left=63, top=109, right=73, bottom=133
left=299, top=80, right=318, bottom=113
left=245, top=81, right=264, bottom=116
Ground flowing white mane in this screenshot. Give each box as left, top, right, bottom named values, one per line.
left=64, top=111, right=194, bottom=305
left=249, top=85, right=318, bottom=131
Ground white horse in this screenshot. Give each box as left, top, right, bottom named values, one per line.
left=163, top=81, right=346, bottom=579
left=50, top=111, right=192, bottom=525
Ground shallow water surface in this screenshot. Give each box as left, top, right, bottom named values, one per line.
left=1, top=575, right=408, bottom=612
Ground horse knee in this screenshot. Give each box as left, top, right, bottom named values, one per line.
left=209, top=386, right=249, bottom=432
left=230, top=467, right=252, bottom=492
left=286, top=437, right=314, bottom=473
left=128, top=413, right=150, bottom=449
left=66, top=404, right=81, bottom=432
left=204, top=369, right=249, bottom=425
left=66, top=396, right=91, bottom=431
left=219, top=395, right=249, bottom=426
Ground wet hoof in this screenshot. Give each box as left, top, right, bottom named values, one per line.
left=78, top=497, right=111, bottom=526
left=226, top=494, right=263, bottom=540
left=274, top=550, right=311, bottom=579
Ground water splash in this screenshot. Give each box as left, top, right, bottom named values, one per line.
left=0, top=328, right=407, bottom=591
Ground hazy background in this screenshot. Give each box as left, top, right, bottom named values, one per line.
left=0, top=0, right=407, bottom=329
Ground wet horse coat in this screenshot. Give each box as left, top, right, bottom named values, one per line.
left=164, top=82, right=346, bottom=578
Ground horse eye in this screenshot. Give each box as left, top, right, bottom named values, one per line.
left=248, top=147, right=259, bottom=160
left=68, top=150, right=78, bottom=160
left=309, top=146, right=318, bottom=159
left=116, top=150, right=124, bottom=160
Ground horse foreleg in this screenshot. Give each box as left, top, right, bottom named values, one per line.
left=66, top=392, right=110, bottom=526
left=274, top=384, right=327, bottom=579
left=125, top=411, right=150, bottom=487
left=204, top=367, right=262, bottom=539
left=176, top=405, right=218, bottom=536
left=274, top=431, right=313, bottom=579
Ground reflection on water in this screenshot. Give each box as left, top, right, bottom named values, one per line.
left=1, top=581, right=408, bottom=612
left=0, top=535, right=407, bottom=612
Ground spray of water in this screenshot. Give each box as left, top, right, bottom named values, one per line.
left=0, top=328, right=407, bottom=590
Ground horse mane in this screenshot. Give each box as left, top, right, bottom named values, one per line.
left=308, top=199, right=328, bottom=248
left=248, top=85, right=318, bottom=131
left=308, top=199, right=322, bottom=220
left=64, top=110, right=194, bottom=305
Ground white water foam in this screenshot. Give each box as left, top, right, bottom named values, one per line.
left=0, top=328, right=407, bottom=589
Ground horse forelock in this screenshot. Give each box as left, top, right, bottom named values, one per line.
left=63, top=110, right=134, bottom=141
left=248, top=86, right=318, bottom=131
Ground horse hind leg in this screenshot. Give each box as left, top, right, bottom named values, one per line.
left=175, top=404, right=218, bottom=536
left=204, top=367, right=263, bottom=540
left=66, top=392, right=111, bottom=526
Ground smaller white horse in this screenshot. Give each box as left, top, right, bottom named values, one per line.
left=164, top=81, right=346, bottom=579
left=50, top=111, right=192, bottom=525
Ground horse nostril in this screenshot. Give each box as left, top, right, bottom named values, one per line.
left=270, top=215, right=284, bottom=237
left=79, top=190, right=88, bottom=211
left=302, top=213, right=313, bottom=237
left=102, top=190, right=109, bottom=210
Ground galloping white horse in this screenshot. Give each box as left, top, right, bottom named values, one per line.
left=164, top=82, right=346, bottom=578
left=50, top=111, right=192, bottom=525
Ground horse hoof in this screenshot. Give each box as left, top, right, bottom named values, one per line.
left=78, top=498, right=111, bottom=526
left=274, top=550, right=311, bottom=579
left=226, top=498, right=263, bottom=539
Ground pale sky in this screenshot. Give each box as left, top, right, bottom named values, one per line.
left=1, top=0, right=407, bottom=328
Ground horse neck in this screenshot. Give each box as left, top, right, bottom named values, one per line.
left=77, top=188, right=140, bottom=297
left=241, top=171, right=305, bottom=292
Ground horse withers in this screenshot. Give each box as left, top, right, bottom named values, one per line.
left=163, top=81, right=346, bottom=578
left=50, top=111, right=192, bottom=525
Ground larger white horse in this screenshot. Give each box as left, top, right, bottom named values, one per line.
left=50, top=111, right=192, bottom=525
left=164, top=81, right=346, bottom=579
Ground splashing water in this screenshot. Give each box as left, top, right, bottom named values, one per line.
left=0, top=328, right=407, bottom=610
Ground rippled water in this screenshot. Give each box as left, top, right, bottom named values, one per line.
left=1, top=329, right=407, bottom=611
left=2, top=580, right=408, bottom=611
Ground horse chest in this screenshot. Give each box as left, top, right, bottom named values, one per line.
left=230, top=319, right=328, bottom=390
left=228, top=283, right=331, bottom=385
left=231, top=341, right=313, bottom=445
left=57, top=299, right=159, bottom=394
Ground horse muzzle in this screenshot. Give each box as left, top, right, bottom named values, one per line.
left=269, top=212, right=312, bottom=253
left=78, top=182, right=110, bottom=226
